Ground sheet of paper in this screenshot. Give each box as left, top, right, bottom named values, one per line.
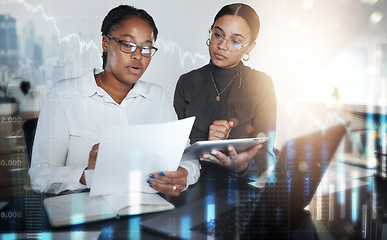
left=314, top=160, right=373, bottom=195
left=84, top=169, right=94, bottom=188
left=324, top=160, right=375, bottom=179
left=248, top=160, right=373, bottom=195
left=315, top=178, right=369, bottom=196
left=90, top=117, right=195, bottom=197
left=103, top=192, right=173, bottom=213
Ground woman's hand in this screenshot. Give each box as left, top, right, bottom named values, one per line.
left=147, top=167, right=188, bottom=197
left=200, top=144, right=261, bottom=173
left=80, top=143, right=99, bottom=185
left=208, top=120, right=234, bottom=141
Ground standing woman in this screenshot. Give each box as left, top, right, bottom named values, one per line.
left=29, top=5, right=199, bottom=196
left=174, top=3, right=276, bottom=178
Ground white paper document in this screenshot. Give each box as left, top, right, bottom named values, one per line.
left=314, top=160, right=373, bottom=196
left=90, top=117, right=195, bottom=197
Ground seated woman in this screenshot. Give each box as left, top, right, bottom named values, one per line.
left=174, top=3, right=277, bottom=179
left=29, top=5, right=200, bottom=196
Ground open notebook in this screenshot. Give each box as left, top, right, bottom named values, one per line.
left=44, top=192, right=174, bottom=227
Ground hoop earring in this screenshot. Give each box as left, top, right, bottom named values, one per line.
left=242, top=53, right=250, bottom=61
left=206, top=39, right=210, bottom=46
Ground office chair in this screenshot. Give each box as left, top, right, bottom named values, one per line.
left=22, top=118, right=38, bottom=167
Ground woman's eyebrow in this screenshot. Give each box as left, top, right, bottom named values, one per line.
left=213, top=26, right=224, bottom=33
left=232, top=33, right=245, bottom=39
left=213, top=26, right=245, bottom=39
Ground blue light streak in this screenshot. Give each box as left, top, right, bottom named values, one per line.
left=181, top=215, right=191, bottom=240
left=129, top=216, right=140, bottom=239
left=1, top=233, right=17, bottom=240
left=351, top=187, right=359, bottom=223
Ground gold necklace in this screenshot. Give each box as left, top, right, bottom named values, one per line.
left=210, top=70, right=240, bottom=102
left=98, top=73, right=122, bottom=104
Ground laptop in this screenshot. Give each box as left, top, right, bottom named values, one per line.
left=141, top=123, right=348, bottom=239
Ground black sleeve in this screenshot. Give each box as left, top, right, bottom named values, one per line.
left=173, top=76, right=188, bottom=120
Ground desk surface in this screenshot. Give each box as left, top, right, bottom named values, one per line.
left=0, top=160, right=385, bottom=239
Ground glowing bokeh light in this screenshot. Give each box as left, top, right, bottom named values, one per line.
left=369, top=11, right=384, bottom=24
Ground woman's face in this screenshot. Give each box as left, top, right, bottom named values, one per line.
left=209, top=15, right=255, bottom=69
left=103, top=16, right=154, bottom=85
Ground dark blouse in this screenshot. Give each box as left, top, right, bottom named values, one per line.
left=174, top=61, right=277, bottom=178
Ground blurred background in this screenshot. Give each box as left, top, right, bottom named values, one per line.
left=0, top=0, right=386, bottom=164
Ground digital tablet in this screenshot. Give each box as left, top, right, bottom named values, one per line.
left=181, top=137, right=268, bottom=160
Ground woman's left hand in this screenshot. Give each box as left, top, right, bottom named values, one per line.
left=147, top=167, right=188, bottom=197
left=200, top=144, right=262, bottom=173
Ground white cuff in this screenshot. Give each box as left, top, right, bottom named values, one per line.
left=178, top=159, right=200, bottom=191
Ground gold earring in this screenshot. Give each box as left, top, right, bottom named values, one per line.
left=243, top=53, right=250, bottom=61
left=206, top=39, right=210, bottom=46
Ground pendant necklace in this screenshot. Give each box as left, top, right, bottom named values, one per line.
left=98, top=73, right=122, bottom=104
left=210, top=70, right=240, bottom=102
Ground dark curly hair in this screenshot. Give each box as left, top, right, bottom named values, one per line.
left=100, top=5, right=158, bottom=69
left=213, top=3, right=260, bottom=43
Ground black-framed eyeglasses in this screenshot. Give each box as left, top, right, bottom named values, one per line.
left=106, top=34, right=158, bottom=58
left=209, top=29, right=249, bottom=52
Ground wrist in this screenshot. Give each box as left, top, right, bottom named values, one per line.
left=79, top=167, right=88, bottom=185
left=236, top=159, right=252, bottom=175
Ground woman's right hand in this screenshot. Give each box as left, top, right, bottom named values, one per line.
left=208, top=120, right=234, bottom=141
left=80, top=143, right=100, bottom=185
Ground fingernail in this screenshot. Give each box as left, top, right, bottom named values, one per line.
left=228, top=147, right=233, bottom=151
left=147, top=180, right=152, bottom=184
left=149, top=185, right=153, bottom=188
left=160, top=172, right=165, bottom=176
left=150, top=174, right=155, bottom=178
left=203, top=154, right=209, bottom=158
left=211, top=150, right=217, bottom=155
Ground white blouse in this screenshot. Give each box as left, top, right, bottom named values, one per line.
left=29, top=69, right=200, bottom=194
